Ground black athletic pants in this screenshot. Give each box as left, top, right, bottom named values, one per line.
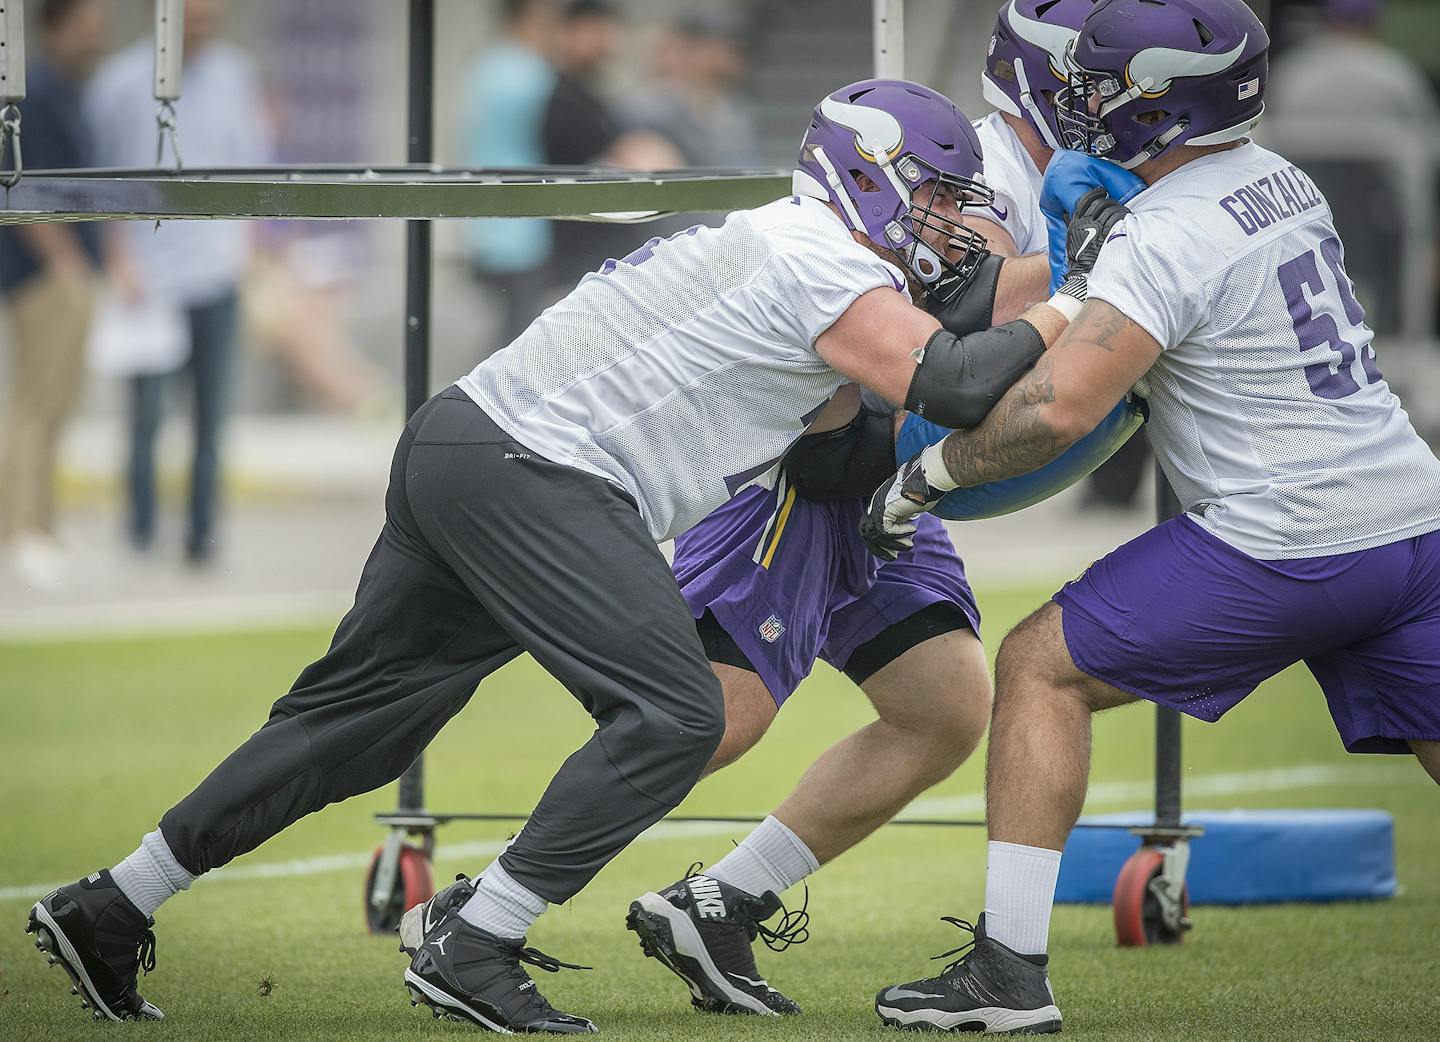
left=159, top=388, right=724, bottom=903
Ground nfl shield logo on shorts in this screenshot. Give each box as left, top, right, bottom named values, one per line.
left=758, top=614, right=786, bottom=644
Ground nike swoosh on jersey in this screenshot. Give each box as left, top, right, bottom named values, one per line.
left=990, top=205, right=1009, bottom=221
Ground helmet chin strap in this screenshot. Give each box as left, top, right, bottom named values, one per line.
left=905, top=239, right=948, bottom=290
left=1098, top=76, right=1155, bottom=119
left=1119, top=120, right=1188, bottom=169
left=806, top=144, right=867, bottom=232
left=1015, top=58, right=1063, bottom=152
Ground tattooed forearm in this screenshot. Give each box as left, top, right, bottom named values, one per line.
left=1084, top=307, right=1130, bottom=353
left=939, top=355, right=1066, bottom=487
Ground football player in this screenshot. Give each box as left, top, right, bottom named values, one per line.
left=868, top=0, right=1440, bottom=1032
left=619, top=0, right=1112, bottom=1019
left=25, top=79, right=1117, bottom=1034
left=968, top=0, right=1098, bottom=260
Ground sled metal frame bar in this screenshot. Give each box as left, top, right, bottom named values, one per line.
left=374, top=811, right=1197, bottom=835
left=1153, top=470, right=1184, bottom=835
left=0, top=166, right=791, bottom=224
left=1, top=0, right=25, bottom=188
left=874, top=0, right=905, bottom=79
left=395, top=0, right=435, bottom=882
left=372, top=0, right=438, bottom=920
left=1, top=0, right=25, bottom=104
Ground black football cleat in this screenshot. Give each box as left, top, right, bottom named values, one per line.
left=874, top=914, right=1061, bottom=1034
left=404, top=910, right=597, bottom=1034
left=398, top=873, right=476, bottom=957
left=626, top=867, right=806, bottom=1016
left=26, top=870, right=164, bottom=1022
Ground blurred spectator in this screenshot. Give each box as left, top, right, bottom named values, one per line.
left=248, top=1, right=387, bottom=417
left=0, top=0, right=110, bottom=590
left=461, top=0, right=560, bottom=347
left=626, top=13, right=760, bottom=169
left=246, top=229, right=389, bottom=416
left=1267, top=0, right=1439, bottom=337
left=542, top=0, right=683, bottom=293
left=1267, top=0, right=1439, bottom=128
left=86, top=0, right=271, bottom=566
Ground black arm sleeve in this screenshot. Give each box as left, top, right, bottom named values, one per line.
left=781, top=407, right=897, bottom=502
left=904, top=320, right=1046, bottom=429
left=926, top=252, right=1003, bottom=337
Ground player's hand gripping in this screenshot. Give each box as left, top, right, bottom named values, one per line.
left=860, top=443, right=955, bottom=561
left=1055, top=186, right=1129, bottom=306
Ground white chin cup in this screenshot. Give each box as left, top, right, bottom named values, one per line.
left=908, top=239, right=946, bottom=286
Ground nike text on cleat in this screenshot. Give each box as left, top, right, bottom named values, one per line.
left=626, top=866, right=806, bottom=1016
left=26, top=870, right=165, bottom=1022
left=404, top=910, right=596, bottom=1034
left=875, top=913, right=1061, bottom=1034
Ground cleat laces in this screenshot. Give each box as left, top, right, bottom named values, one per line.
left=136, top=930, right=158, bottom=977
left=515, top=945, right=591, bottom=974
left=930, top=916, right=980, bottom=974
left=754, top=886, right=810, bottom=953
left=504, top=944, right=589, bottom=1019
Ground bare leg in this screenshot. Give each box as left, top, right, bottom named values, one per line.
left=986, top=602, right=1135, bottom=849
left=774, top=628, right=991, bottom=863
left=1410, top=740, right=1440, bottom=785
left=703, top=663, right=778, bottom=776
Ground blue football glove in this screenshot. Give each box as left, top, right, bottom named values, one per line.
left=1041, top=150, right=1146, bottom=294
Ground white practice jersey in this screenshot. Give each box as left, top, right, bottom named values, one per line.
left=1088, top=142, right=1440, bottom=559
left=459, top=196, right=907, bottom=542
left=973, top=112, right=1047, bottom=255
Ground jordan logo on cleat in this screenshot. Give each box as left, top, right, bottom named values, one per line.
left=432, top=931, right=452, bottom=956
left=688, top=876, right=727, bottom=919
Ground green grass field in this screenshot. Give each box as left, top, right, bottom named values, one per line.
left=1, top=583, right=1436, bottom=1041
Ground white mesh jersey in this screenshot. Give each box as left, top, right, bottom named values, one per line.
left=973, top=112, right=1047, bottom=255
left=1088, top=142, right=1440, bottom=559
left=458, top=196, right=907, bottom=542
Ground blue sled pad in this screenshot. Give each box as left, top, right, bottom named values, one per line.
left=1055, top=809, right=1396, bottom=905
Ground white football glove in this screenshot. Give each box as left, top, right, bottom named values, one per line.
left=859, top=443, right=957, bottom=561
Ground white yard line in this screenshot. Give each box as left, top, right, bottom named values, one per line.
left=0, top=760, right=1425, bottom=903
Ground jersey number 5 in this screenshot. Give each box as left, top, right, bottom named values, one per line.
left=1276, top=236, right=1382, bottom=401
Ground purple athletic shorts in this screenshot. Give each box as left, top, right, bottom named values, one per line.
left=673, top=483, right=979, bottom=706
left=1055, top=514, right=1440, bottom=754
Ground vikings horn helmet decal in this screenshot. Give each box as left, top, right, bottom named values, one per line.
left=1056, top=0, right=1268, bottom=168
left=1127, top=37, right=1249, bottom=96
left=795, top=79, right=994, bottom=305
left=982, top=0, right=1097, bottom=152
left=818, top=94, right=905, bottom=163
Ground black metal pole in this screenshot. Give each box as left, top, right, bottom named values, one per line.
left=404, top=0, right=434, bottom=418
left=1154, top=457, right=1184, bottom=829
left=397, top=0, right=435, bottom=816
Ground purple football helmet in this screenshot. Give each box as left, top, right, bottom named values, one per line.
left=982, top=0, right=1097, bottom=152
left=1056, top=0, right=1269, bottom=169
left=794, top=79, right=994, bottom=305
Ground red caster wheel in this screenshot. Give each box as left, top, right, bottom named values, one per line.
left=1113, top=845, right=1190, bottom=947
left=364, top=841, right=434, bottom=934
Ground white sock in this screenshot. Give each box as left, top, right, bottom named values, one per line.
left=983, top=840, right=1062, bottom=956
left=458, top=859, right=546, bottom=939
left=110, top=830, right=196, bottom=918
left=707, top=815, right=819, bottom=898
